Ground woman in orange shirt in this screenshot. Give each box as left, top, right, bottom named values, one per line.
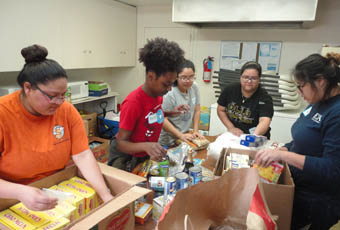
left=0, top=44, right=113, bottom=211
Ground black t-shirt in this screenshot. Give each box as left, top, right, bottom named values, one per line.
left=217, top=82, right=274, bottom=138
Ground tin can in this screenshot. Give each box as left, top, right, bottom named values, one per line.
left=164, top=177, right=176, bottom=195
left=175, top=172, right=189, bottom=190
left=189, top=166, right=202, bottom=185
left=158, top=156, right=169, bottom=177
left=201, top=176, right=213, bottom=182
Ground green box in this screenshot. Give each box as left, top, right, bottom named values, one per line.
left=88, top=81, right=108, bottom=91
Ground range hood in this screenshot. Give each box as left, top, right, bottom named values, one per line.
left=172, top=0, right=318, bottom=29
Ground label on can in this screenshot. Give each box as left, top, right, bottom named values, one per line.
left=165, top=177, right=176, bottom=195
left=189, top=166, right=202, bottom=185
left=201, top=176, right=213, bottom=182
left=149, top=177, right=165, bottom=191
left=175, top=172, right=189, bottom=190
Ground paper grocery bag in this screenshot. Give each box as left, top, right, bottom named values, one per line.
left=157, top=168, right=277, bottom=230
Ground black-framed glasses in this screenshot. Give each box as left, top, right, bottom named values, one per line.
left=241, top=75, right=259, bottom=82
left=36, top=85, right=66, bottom=103
left=296, top=82, right=307, bottom=92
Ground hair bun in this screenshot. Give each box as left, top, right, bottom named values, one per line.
left=21, top=44, right=48, bottom=63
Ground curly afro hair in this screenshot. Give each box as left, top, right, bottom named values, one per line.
left=139, top=37, right=185, bottom=77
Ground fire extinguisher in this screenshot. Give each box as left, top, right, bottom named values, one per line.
left=203, top=56, right=214, bottom=82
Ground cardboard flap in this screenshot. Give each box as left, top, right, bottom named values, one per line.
left=98, top=162, right=146, bottom=185
left=69, top=186, right=151, bottom=230
left=158, top=168, right=260, bottom=230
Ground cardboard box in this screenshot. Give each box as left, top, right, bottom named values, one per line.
left=89, top=136, right=110, bottom=163
left=89, top=81, right=108, bottom=97
left=214, top=148, right=295, bottom=230
left=80, top=112, right=97, bottom=137
left=0, top=163, right=151, bottom=230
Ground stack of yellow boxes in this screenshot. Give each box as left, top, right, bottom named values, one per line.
left=0, top=176, right=98, bottom=230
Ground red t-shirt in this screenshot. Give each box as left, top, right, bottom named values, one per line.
left=119, top=85, right=164, bottom=157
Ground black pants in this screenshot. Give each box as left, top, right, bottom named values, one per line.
left=107, top=138, right=149, bottom=172
left=291, top=190, right=340, bottom=230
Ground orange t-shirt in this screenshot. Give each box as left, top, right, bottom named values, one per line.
left=0, top=91, right=89, bottom=184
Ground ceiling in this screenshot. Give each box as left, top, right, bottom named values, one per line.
left=116, top=0, right=172, bottom=6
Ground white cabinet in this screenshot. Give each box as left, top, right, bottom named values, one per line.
left=0, top=0, right=136, bottom=72
left=270, top=111, right=300, bottom=144
left=0, top=0, right=62, bottom=71
left=60, top=0, right=136, bottom=69
left=209, top=103, right=226, bottom=136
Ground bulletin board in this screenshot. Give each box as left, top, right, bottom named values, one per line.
left=220, top=41, right=282, bottom=73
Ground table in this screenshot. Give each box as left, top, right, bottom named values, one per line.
left=135, top=136, right=217, bottom=230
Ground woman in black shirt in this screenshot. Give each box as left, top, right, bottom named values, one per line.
left=217, top=62, right=274, bottom=139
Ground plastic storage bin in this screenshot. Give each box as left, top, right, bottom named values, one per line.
left=97, top=116, right=119, bottom=139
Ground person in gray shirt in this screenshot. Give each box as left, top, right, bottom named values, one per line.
left=159, top=59, right=204, bottom=147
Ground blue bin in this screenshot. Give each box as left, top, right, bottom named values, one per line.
left=97, top=116, right=119, bottom=139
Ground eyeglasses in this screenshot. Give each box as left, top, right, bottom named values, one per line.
left=178, top=75, right=196, bottom=82
left=296, top=82, right=307, bottom=92
left=36, top=86, right=66, bottom=103
left=241, top=75, right=259, bottom=82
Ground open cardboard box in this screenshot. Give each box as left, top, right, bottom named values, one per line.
left=0, top=163, right=151, bottom=230
left=214, top=148, right=295, bottom=230
left=89, top=136, right=110, bottom=163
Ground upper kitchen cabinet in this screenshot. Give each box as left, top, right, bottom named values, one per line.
left=0, top=0, right=137, bottom=72
left=0, top=1, right=62, bottom=72
left=60, top=0, right=137, bottom=69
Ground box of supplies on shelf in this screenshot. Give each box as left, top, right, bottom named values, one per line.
left=88, top=81, right=108, bottom=97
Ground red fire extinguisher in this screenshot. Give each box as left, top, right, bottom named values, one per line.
left=203, top=56, right=214, bottom=82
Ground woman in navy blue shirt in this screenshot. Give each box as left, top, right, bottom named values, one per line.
left=256, top=53, right=340, bottom=230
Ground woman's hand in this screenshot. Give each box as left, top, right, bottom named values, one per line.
left=180, top=133, right=195, bottom=142
left=18, top=186, right=58, bottom=211
left=229, top=127, right=244, bottom=137
left=255, top=149, right=283, bottom=168
left=192, top=131, right=204, bottom=139
left=164, top=104, right=190, bottom=117
left=144, top=142, right=167, bottom=161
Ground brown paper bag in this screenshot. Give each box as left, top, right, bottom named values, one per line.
left=157, top=168, right=277, bottom=230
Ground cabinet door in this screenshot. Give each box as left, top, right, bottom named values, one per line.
left=60, top=0, right=136, bottom=69
left=114, top=2, right=137, bottom=67
left=0, top=0, right=62, bottom=72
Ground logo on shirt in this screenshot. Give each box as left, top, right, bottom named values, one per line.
left=53, top=125, right=65, bottom=139
left=145, top=109, right=164, bottom=124
left=312, top=113, right=322, bottom=123
left=259, top=101, right=265, bottom=105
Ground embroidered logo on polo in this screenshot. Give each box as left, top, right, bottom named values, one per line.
left=312, top=113, right=322, bottom=123
left=53, top=125, right=65, bottom=139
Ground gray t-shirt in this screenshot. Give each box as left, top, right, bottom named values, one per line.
left=159, top=83, right=200, bottom=146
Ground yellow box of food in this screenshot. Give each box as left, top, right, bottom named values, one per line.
left=49, top=185, right=85, bottom=219
left=55, top=201, right=76, bottom=223
left=59, top=180, right=96, bottom=214
left=0, top=209, right=36, bottom=230
left=42, top=208, right=64, bottom=221
left=36, top=217, right=70, bottom=230
left=0, top=218, right=11, bottom=230
left=10, top=202, right=50, bottom=228
left=69, top=176, right=99, bottom=207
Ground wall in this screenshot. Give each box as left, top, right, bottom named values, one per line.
left=1, top=0, right=340, bottom=107
left=134, top=0, right=340, bottom=107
